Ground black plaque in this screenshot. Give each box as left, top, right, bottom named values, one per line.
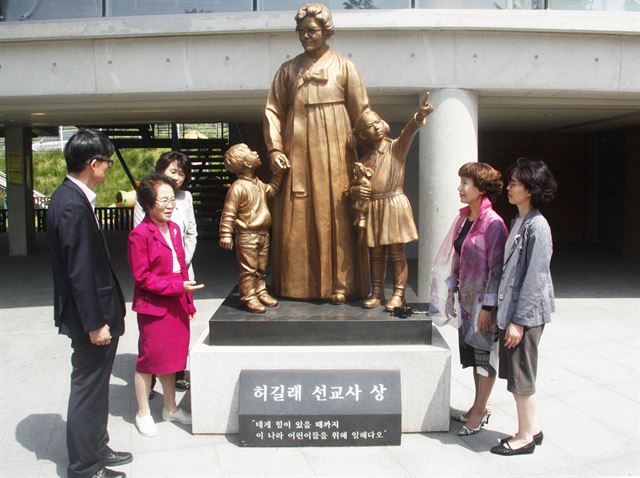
left=209, top=288, right=432, bottom=346
left=238, top=370, right=401, bottom=447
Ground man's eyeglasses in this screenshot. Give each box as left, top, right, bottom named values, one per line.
left=296, top=28, right=322, bottom=38
left=155, top=197, right=176, bottom=208
left=92, top=157, right=114, bottom=168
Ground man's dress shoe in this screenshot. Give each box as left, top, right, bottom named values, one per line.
left=90, top=467, right=127, bottom=478
left=101, top=447, right=133, bottom=466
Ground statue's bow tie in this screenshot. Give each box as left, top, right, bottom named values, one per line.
left=297, top=69, right=328, bottom=88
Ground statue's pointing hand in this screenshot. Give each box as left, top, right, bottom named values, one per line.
left=416, top=92, right=435, bottom=123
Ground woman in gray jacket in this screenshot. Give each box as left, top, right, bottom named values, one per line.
left=490, top=158, right=557, bottom=456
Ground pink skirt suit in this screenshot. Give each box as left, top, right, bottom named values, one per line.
left=127, top=217, right=196, bottom=375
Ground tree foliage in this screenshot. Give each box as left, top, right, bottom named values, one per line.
left=343, top=0, right=377, bottom=9
left=1, top=148, right=169, bottom=207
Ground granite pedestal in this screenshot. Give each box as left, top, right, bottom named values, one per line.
left=191, top=295, right=451, bottom=434
left=209, top=291, right=433, bottom=346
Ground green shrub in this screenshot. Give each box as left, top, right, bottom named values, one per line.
left=94, top=149, right=169, bottom=206
left=27, top=148, right=169, bottom=206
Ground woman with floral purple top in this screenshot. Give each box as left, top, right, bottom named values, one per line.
left=431, top=162, right=508, bottom=436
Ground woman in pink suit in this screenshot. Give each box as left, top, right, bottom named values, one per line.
left=127, top=173, right=204, bottom=437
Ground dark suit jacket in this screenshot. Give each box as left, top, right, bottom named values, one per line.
left=47, top=178, right=126, bottom=340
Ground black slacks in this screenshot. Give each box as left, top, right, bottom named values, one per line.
left=66, top=336, right=119, bottom=478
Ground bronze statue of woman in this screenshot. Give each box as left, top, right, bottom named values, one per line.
left=264, top=3, right=370, bottom=303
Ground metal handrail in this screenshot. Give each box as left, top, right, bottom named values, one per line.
left=0, top=207, right=135, bottom=234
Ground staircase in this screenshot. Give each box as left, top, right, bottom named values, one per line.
left=89, top=122, right=233, bottom=238
left=182, top=141, right=231, bottom=239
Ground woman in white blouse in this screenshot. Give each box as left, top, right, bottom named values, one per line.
left=134, top=151, right=197, bottom=280
left=134, top=151, right=197, bottom=390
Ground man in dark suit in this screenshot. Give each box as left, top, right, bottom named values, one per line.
left=47, top=129, right=132, bottom=478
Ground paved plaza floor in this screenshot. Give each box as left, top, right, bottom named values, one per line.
left=1, top=233, right=638, bottom=477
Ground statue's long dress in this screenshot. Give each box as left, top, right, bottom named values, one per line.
left=264, top=48, right=369, bottom=299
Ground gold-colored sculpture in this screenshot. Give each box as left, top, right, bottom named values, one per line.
left=351, top=162, right=373, bottom=229
left=219, top=143, right=288, bottom=314
left=263, top=3, right=370, bottom=304
left=350, top=96, right=434, bottom=310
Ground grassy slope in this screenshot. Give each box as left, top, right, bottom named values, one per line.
left=2, top=149, right=169, bottom=207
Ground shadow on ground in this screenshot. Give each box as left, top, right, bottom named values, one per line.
left=0, top=232, right=238, bottom=308
left=0, top=232, right=637, bottom=310
left=16, top=414, right=67, bottom=477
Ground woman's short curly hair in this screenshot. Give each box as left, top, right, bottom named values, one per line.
left=295, top=3, right=335, bottom=37
left=507, top=157, right=557, bottom=208
left=136, top=172, right=178, bottom=213
left=458, top=162, right=503, bottom=202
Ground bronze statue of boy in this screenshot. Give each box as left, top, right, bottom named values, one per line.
left=219, top=143, right=289, bottom=313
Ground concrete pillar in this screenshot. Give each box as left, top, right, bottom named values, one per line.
left=418, top=89, right=478, bottom=301
left=5, top=126, right=35, bottom=256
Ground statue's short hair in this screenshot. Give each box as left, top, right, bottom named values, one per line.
left=295, top=3, right=335, bottom=37
left=224, top=143, right=250, bottom=175
left=354, top=109, right=390, bottom=142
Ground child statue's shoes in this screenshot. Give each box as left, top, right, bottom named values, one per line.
left=257, top=292, right=278, bottom=307
left=245, top=298, right=266, bottom=314
left=362, top=295, right=384, bottom=309
left=384, top=294, right=405, bottom=311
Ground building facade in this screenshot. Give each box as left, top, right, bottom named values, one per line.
left=1, top=1, right=639, bottom=298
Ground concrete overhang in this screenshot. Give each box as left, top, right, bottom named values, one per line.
left=1, top=9, right=639, bottom=42
left=1, top=9, right=639, bottom=133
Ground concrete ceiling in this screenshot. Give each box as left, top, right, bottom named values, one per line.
left=1, top=91, right=640, bottom=135
left=478, top=92, right=640, bottom=132
left=373, top=91, right=640, bottom=133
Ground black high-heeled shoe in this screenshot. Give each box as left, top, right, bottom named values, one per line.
left=490, top=439, right=536, bottom=456
left=499, top=431, right=543, bottom=446
left=482, top=411, right=491, bottom=426
left=451, top=408, right=492, bottom=424
left=451, top=412, right=468, bottom=423
left=458, top=423, right=482, bottom=436
left=457, top=410, right=492, bottom=436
